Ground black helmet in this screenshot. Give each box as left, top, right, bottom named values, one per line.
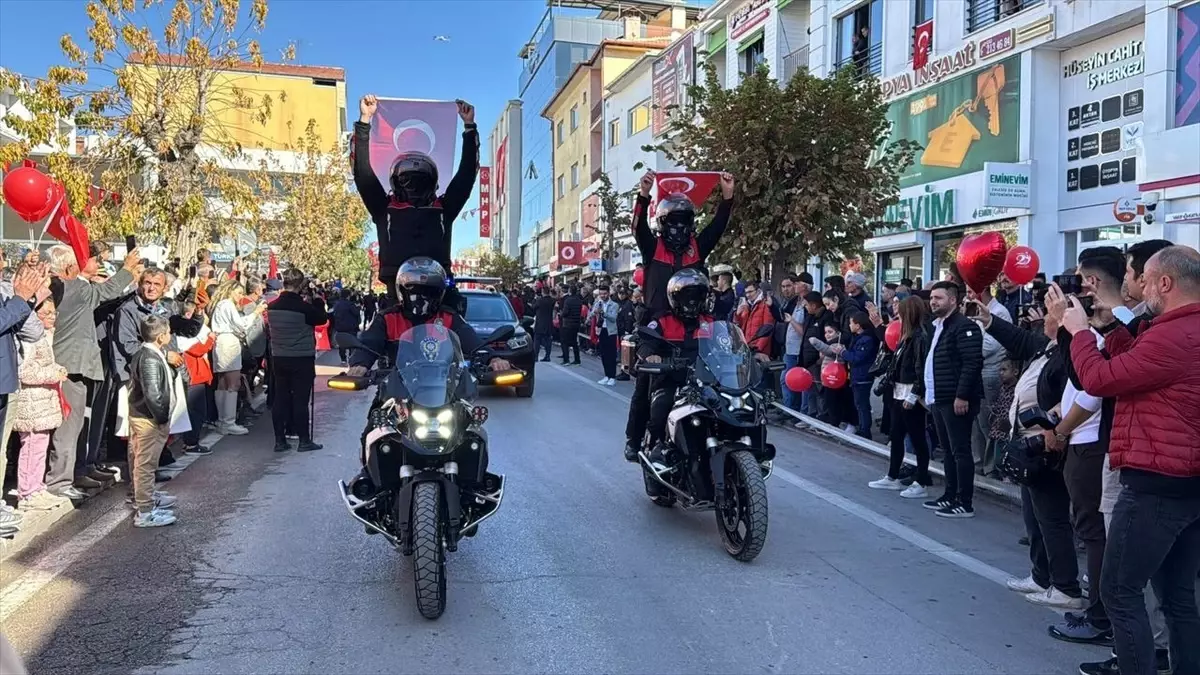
left=656, top=192, right=696, bottom=252
left=666, top=268, right=710, bottom=321
left=390, top=152, right=439, bottom=206
left=395, top=257, right=447, bottom=322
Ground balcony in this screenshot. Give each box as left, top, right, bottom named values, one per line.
left=591, top=101, right=603, bottom=130
left=780, top=46, right=810, bottom=85
left=965, top=0, right=1043, bottom=35
left=834, top=42, right=883, bottom=81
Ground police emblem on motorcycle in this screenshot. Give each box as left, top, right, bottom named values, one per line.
left=434, top=317, right=444, bottom=327
left=421, top=337, right=440, bottom=361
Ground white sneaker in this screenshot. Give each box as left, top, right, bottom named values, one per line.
left=18, top=490, right=70, bottom=511
left=220, top=422, right=249, bottom=436
left=1024, top=587, right=1086, bottom=610
left=598, top=377, right=609, bottom=385
left=133, top=509, right=177, bottom=528
left=900, top=483, right=929, bottom=499
left=867, top=476, right=904, bottom=490
left=1006, top=575, right=1049, bottom=594
left=604, top=378, right=616, bottom=386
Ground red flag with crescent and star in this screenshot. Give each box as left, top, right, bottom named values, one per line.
left=654, top=172, right=722, bottom=210
left=368, top=99, right=460, bottom=195
left=557, top=241, right=584, bottom=266
left=913, top=20, right=933, bottom=71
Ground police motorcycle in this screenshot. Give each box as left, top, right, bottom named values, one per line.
left=329, top=324, right=521, bottom=619
left=635, top=321, right=783, bottom=562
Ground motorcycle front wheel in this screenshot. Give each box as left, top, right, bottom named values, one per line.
left=716, top=450, right=769, bottom=562
left=411, top=481, right=447, bottom=619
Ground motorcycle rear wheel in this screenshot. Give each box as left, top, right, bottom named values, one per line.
left=411, top=481, right=447, bottom=619
left=716, top=450, right=769, bottom=562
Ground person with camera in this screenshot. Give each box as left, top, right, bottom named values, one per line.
left=972, top=293, right=1083, bottom=609
left=1065, top=245, right=1200, bottom=675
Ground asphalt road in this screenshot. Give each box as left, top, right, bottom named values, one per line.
left=1, top=355, right=1109, bottom=674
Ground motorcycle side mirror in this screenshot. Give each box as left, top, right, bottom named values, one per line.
left=484, top=325, right=516, bottom=344
left=519, top=317, right=534, bottom=330
left=753, top=324, right=775, bottom=340
left=335, top=332, right=382, bottom=359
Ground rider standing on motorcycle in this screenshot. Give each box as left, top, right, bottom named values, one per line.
left=353, top=95, right=479, bottom=305
left=624, top=170, right=735, bottom=461
left=640, top=269, right=716, bottom=468
left=344, top=258, right=510, bottom=377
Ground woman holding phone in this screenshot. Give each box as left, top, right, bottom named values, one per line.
left=208, top=279, right=264, bottom=435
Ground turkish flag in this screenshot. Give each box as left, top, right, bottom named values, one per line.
left=268, top=250, right=279, bottom=279
left=47, top=211, right=90, bottom=269
left=913, top=20, right=933, bottom=71
left=557, top=241, right=584, bottom=266
left=369, top=99, right=460, bottom=194
left=655, top=172, right=722, bottom=207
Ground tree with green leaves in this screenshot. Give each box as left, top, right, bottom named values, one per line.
left=477, top=250, right=526, bottom=290
left=591, top=172, right=635, bottom=274
left=644, top=62, right=918, bottom=285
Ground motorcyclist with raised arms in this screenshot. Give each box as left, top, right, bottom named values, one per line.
left=353, top=95, right=479, bottom=306
left=624, top=169, right=735, bottom=461
left=640, top=269, right=717, bottom=469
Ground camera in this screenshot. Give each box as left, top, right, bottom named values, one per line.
left=1018, top=406, right=1060, bottom=431
left=997, top=407, right=1063, bottom=485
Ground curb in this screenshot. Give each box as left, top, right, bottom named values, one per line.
left=769, top=402, right=1022, bottom=505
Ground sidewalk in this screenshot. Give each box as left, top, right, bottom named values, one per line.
left=563, top=345, right=1021, bottom=505
left=0, top=394, right=266, bottom=562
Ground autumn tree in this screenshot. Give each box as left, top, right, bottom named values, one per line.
left=0, top=0, right=294, bottom=261
left=476, top=251, right=526, bottom=290
left=592, top=172, right=635, bottom=273
left=646, top=62, right=918, bottom=284
left=253, top=119, right=368, bottom=282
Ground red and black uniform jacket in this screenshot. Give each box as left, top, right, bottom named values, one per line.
left=632, top=193, right=733, bottom=324
left=348, top=307, right=482, bottom=371
left=638, top=312, right=717, bottom=382
left=351, top=121, right=479, bottom=273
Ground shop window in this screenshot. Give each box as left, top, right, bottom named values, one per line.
left=570, top=105, right=579, bottom=131
left=965, top=0, right=1041, bottom=34
left=880, top=249, right=924, bottom=288
left=835, top=1, right=883, bottom=78
left=608, top=119, right=620, bottom=147
left=738, top=37, right=766, bottom=79
left=628, top=100, right=651, bottom=136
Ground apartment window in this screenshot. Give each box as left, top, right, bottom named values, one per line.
left=835, top=0, right=883, bottom=78
left=570, top=105, right=579, bottom=131
left=738, top=36, right=766, bottom=79
left=557, top=174, right=565, bottom=199
left=911, top=0, right=934, bottom=57
left=571, top=163, right=579, bottom=187
left=608, top=119, right=620, bottom=147
left=966, top=0, right=1040, bottom=34
left=571, top=220, right=580, bottom=241
left=556, top=120, right=564, bottom=146
left=628, top=100, right=651, bottom=136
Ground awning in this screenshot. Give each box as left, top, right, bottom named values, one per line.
left=707, top=24, right=727, bottom=53
left=736, top=27, right=765, bottom=52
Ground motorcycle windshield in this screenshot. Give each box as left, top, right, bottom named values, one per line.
left=696, top=321, right=755, bottom=391
left=393, top=324, right=465, bottom=409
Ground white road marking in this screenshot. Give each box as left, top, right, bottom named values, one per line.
left=0, top=429, right=228, bottom=621
left=550, top=362, right=1014, bottom=589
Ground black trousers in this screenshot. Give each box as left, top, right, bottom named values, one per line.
left=598, top=329, right=617, bottom=378
left=560, top=328, right=580, bottom=363
left=888, top=399, right=931, bottom=485
left=931, top=401, right=979, bottom=508
left=646, top=379, right=679, bottom=447
left=271, top=356, right=315, bottom=442
left=1065, top=441, right=1109, bottom=626
left=79, top=375, right=118, bottom=474
left=626, top=371, right=651, bottom=444
left=1028, top=468, right=1083, bottom=596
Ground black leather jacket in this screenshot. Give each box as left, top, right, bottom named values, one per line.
left=129, top=347, right=173, bottom=425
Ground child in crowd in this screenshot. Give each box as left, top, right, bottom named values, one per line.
left=841, top=311, right=880, bottom=440
left=127, top=315, right=180, bottom=528
left=988, top=357, right=1019, bottom=448
left=13, top=298, right=69, bottom=511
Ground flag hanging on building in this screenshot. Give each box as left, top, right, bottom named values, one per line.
left=913, top=20, right=934, bottom=71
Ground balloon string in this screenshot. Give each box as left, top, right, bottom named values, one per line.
left=34, top=195, right=66, bottom=249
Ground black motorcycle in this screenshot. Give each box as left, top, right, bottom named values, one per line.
left=635, top=321, right=783, bottom=562
left=329, top=324, right=521, bottom=619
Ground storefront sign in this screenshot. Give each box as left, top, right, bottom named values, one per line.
left=729, top=0, right=770, bottom=40
left=983, top=162, right=1032, bottom=208
left=1063, top=39, right=1144, bottom=91
left=1165, top=210, right=1200, bottom=224
left=883, top=55, right=1021, bottom=189
left=478, top=166, right=492, bottom=238
left=1061, top=26, right=1145, bottom=211
left=1175, top=3, right=1200, bottom=126
left=881, top=42, right=977, bottom=101
left=877, top=186, right=957, bottom=235
left=979, top=30, right=1015, bottom=60
left=652, top=31, right=694, bottom=137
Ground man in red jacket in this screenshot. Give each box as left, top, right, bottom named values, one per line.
left=1064, top=245, right=1200, bottom=675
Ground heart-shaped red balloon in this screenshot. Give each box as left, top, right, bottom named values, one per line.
left=956, top=232, right=1007, bottom=294
left=2, top=166, right=55, bottom=223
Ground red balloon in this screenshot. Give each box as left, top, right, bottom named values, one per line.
left=1003, top=245, right=1040, bottom=286
left=884, top=320, right=902, bottom=352
left=632, top=267, right=644, bottom=287
left=784, top=367, right=814, bottom=393
left=2, top=166, right=55, bottom=223
left=956, top=232, right=1007, bottom=294
left=821, top=362, right=847, bottom=389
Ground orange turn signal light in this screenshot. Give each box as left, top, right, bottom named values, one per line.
left=493, top=372, right=524, bottom=386
left=328, top=378, right=359, bottom=391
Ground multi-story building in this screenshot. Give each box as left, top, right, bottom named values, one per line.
left=487, top=99, right=523, bottom=258
left=697, top=0, right=813, bottom=87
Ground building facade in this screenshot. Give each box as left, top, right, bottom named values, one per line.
left=487, top=99, right=524, bottom=258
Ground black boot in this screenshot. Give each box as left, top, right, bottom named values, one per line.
left=648, top=441, right=669, bottom=468
left=624, top=440, right=639, bottom=463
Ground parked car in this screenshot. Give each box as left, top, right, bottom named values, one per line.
left=458, top=284, right=536, bottom=398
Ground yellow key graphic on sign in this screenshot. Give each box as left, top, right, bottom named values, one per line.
left=922, top=105, right=980, bottom=169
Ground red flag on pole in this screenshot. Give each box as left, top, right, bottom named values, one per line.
left=268, top=250, right=279, bottom=279
left=654, top=172, right=722, bottom=207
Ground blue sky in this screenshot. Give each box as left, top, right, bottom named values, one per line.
left=0, top=0, right=548, bottom=257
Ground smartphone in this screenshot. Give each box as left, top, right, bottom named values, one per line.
left=1053, top=274, right=1083, bottom=296
left=964, top=302, right=981, bottom=318
left=125, top=234, right=137, bottom=252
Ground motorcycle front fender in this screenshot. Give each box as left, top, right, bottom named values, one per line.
left=395, top=473, right=463, bottom=555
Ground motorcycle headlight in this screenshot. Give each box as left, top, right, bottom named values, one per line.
left=411, top=407, right=455, bottom=443
left=507, top=333, right=531, bottom=350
